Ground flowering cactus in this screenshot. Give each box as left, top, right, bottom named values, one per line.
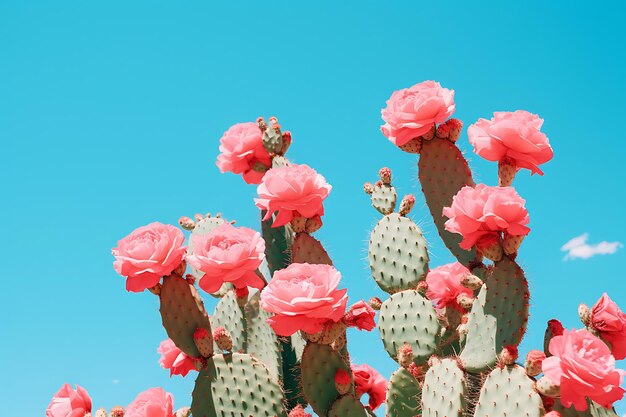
left=48, top=83, right=625, bottom=417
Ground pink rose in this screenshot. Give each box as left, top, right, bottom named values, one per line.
left=216, top=122, right=271, bottom=184
left=260, top=263, right=348, bottom=336
left=542, top=329, right=626, bottom=411
left=351, top=364, right=388, bottom=411
left=381, top=80, right=456, bottom=146
left=343, top=301, right=376, bottom=331
left=46, top=384, right=92, bottom=417
left=125, top=388, right=174, bottom=417
left=468, top=111, right=553, bottom=175
left=186, top=222, right=266, bottom=294
left=443, top=184, right=530, bottom=250
left=255, top=164, right=332, bottom=228
left=112, top=222, right=186, bottom=293
left=425, top=262, right=474, bottom=311
left=157, top=339, right=198, bottom=377
left=591, top=293, right=626, bottom=360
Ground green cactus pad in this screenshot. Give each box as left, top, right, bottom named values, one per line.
left=371, top=183, right=397, bottom=215
left=245, top=292, right=282, bottom=380
left=291, top=233, right=333, bottom=265
left=386, top=368, right=422, bottom=417
left=554, top=400, right=618, bottom=417
left=417, top=138, right=477, bottom=266
left=368, top=213, right=429, bottom=294
left=421, top=358, right=466, bottom=417
left=159, top=274, right=212, bottom=357
left=378, top=290, right=441, bottom=365
left=210, top=290, right=246, bottom=352
left=460, top=257, right=529, bottom=372
left=261, top=212, right=294, bottom=274
left=291, top=332, right=306, bottom=361
left=272, top=156, right=290, bottom=168
left=301, top=343, right=352, bottom=416
left=191, top=353, right=287, bottom=417
left=328, top=395, right=368, bottom=417
left=590, top=403, right=619, bottom=417
left=263, top=127, right=284, bottom=154
left=473, top=365, right=541, bottom=417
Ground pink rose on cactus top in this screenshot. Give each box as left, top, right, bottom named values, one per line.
left=255, top=164, right=332, bottom=228
left=351, top=364, right=388, bottom=411
left=443, top=184, right=530, bottom=250
left=112, top=222, right=186, bottom=292
left=157, top=339, right=197, bottom=377
left=216, top=122, right=271, bottom=184
left=46, top=384, right=92, bottom=417
left=343, top=300, right=377, bottom=331
left=591, top=293, right=626, bottom=360
left=425, top=262, right=474, bottom=311
left=260, top=263, right=348, bottom=336
left=186, top=222, right=265, bottom=294
left=468, top=111, right=553, bottom=175
left=381, top=80, right=456, bottom=146
left=542, top=329, right=626, bottom=411
left=125, top=388, right=174, bottom=417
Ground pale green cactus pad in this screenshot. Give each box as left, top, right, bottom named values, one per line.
left=261, top=212, right=294, bottom=274
left=291, top=232, right=333, bottom=265
left=421, top=358, right=466, bottom=417
left=328, top=395, right=368, bottom=417
left=386, top=368, right=422, bottom=417
left=368, top=213, right=429, bottom=294
left=210, top=290, right=246, bottom=352
left=191, top=353, right=287, bottom=417
left=159, top=274, right=212, bottom=357
left=272, top=155, right=290, bottom=168
left=554, top=400, right=619, bottom=417
left=473, top=365, right=541, bottom=417
left=371, top=183, right=397, bottom=215
left=245, top=292, right=282, bottom=380
left=263, top=127, right=284, bottom=154
left=378, top=290, right=441, bottom=365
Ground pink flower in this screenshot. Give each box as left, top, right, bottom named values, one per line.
left=255, top=164, right=332, bottom=228
left=592, top=293, right=626, bottom=360
left=112, top=222, right=186, bottom=292
left=125, top=388, right=174, bottom=417
left=468, top=111, right=553, bottom=175
left=260, top=263, right=348, bottom=336
left=542, top=329, right=626, bottom=411
left=216, top=122, right=271, bottom=184
left=351, top=364, right=388, bottom=411
left=343, top=301, right=376, bottom=331
left=157, top=339, right=197, bottom=377
left=425, top=262, right=474, bottom=311
left=381, top=80, right=456, bottom=146
left=186, top=223, right=265, bottom=294
left=46, top=384, right=92, bottom=417
left=443, top=184, right=530, bottom=250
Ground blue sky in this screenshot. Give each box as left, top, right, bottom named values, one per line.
left=1, top=1, right=625, bottom=415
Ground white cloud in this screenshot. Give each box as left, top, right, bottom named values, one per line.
left=112, top=379, right=120, bottom=384
left=561, top=233, right=623, bottom=260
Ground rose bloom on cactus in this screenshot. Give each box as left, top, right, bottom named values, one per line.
left=157, top=339, right=197, bottom=377
left=216, top=122, right=271, bottom=184
left=443, top=184, right=530, bottom=250
left=112, top=222, right=186, bottom=292
left=255, top=164, right=332, bottom=227
left=351, top=364, right=388, bottom=411
left=186, top=222, right=265, bottom=294
left=380, top=80, right=455, bottom=146
left=425, top=262, right=474, bottom=311
left=260, top=263, right=348, bottom=336
left=591, top=293, right=626, bottom=360
left=542, top=328, right=626, bottom=411
left=46, top=384, right=92, bottom=417
left=343, top=300, right=376, bottom=331
left=468, top=110, right=553, bottom=175
left=125, top=388, right=174, bottom=417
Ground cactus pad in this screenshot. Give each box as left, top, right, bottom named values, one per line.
left=210, top=290, right=247, bottom=352
left=386, top=368, right=422, bottom=417
left=245, top=292, right=282, bottom=380
left=261, top=212, right=294, bottom=273
left=263, top=127, right=284, bottom=154
left=371, top=183, right=397, bottom=215
left=368, top=213, right=429, bottom=294
left=421, top=358, right=466, bottom=417
left=473, top=365, right=541, bottom=417
left=328, top=395, right=368, bottom=417
left=291, top=233, right=333, bottom=265
left=378, top=290, right=440, bottom=365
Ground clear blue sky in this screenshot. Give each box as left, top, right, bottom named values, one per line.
left=1, top=1, right=625, bottom=415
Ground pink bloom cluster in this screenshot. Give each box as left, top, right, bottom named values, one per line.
left=46, top=384, right=92, bottom=417
left=352, top=364, right=388, bottom=411
left=343, top=301, right=376, bottom=331
left=157, top=339, right=197, bottom=377
left=591, top=293, right=626, bottom=360
left=216, top=122, right=271, bottom=184
left=425, top=262, right=473, bottom=311
left=125, top=388, right=174, bottom=417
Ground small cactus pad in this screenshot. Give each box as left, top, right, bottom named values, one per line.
left=421, top=358, right=466, bottom=417
left=378, top=290, right=441, bottom=365
left=291, top=233, right=333, bottom=265
left=261, top=212, right=294, bottom=273
left=371, top=183, right=398, bottom=215
left=553, top=401, right=619, bottom=417
left=301, top=343, right=352, bottom=416
left=191, top=353, right=287, bottom=417
left=328, top=395, right=368, bottom=417
left=417, top=138, right=477, bottom=266
left=460, top=258, right=529, bottom=372
left=473, top=365, right=541, bottom=417
left=245, top=292, right=282, bottom=380
left=159, top=274, right=212, bottom=357
left=263, top=127, right=284, bottom=154
left=368, top=213, right=429, bottom=294
left=386, top=368, right=422, bottom=417
left=210, top=290, right=247, bottom=352
left=291, top=332, right=307, bottom=361
left=272, top=155, right=290, bottom=168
